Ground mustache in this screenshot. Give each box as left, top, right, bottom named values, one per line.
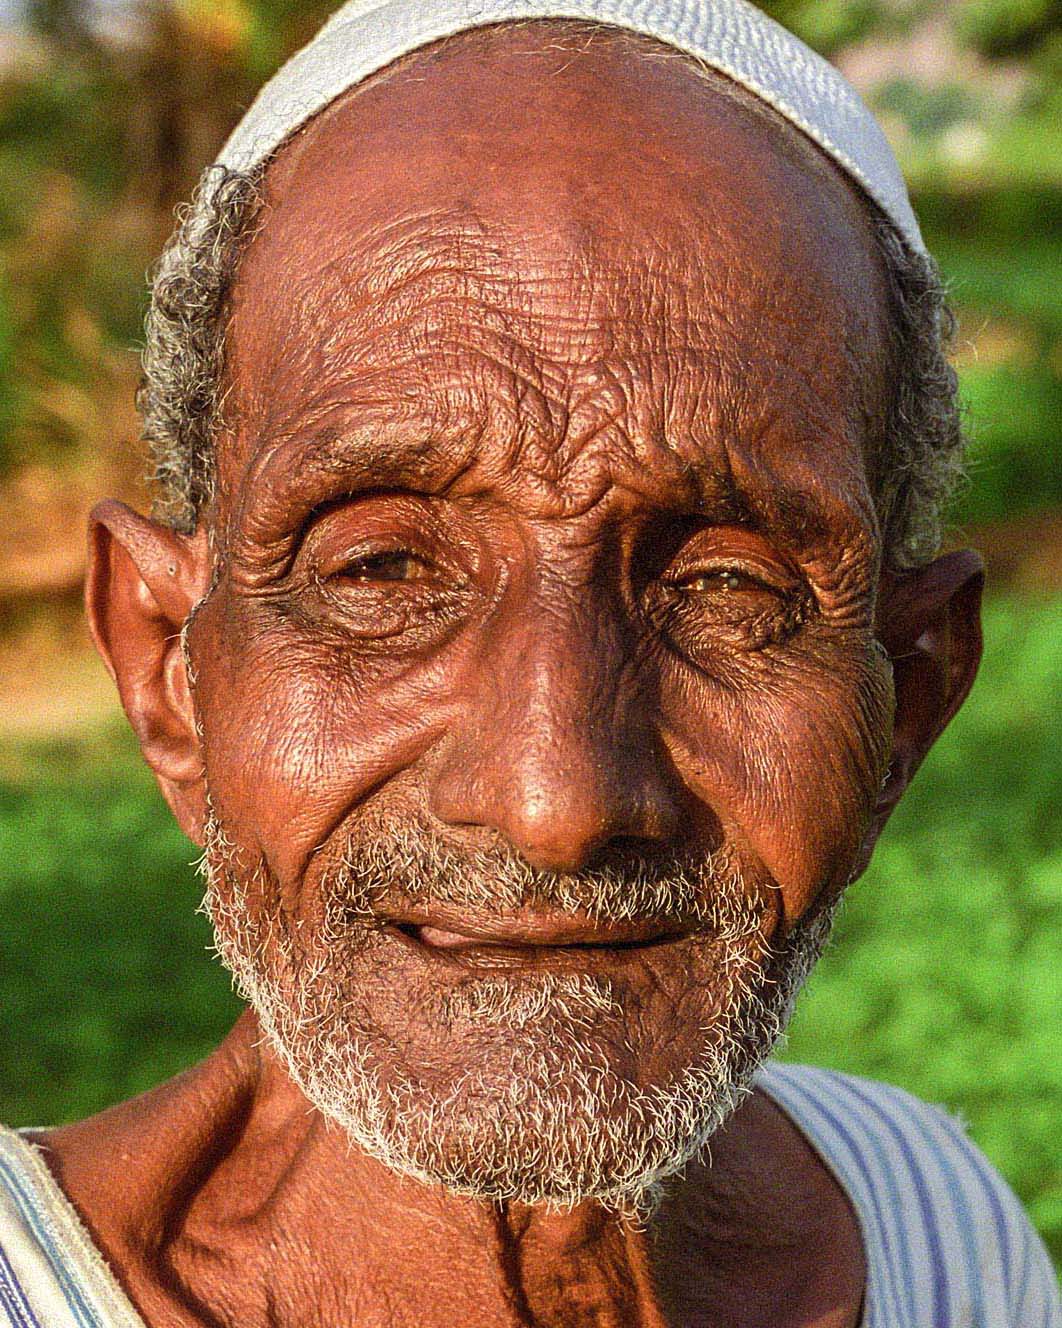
left=324, top=816, right=767, bottom=936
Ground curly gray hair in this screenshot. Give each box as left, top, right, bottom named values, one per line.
left=140, top=161, right=964, bottom=570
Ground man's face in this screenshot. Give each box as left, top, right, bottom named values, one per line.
left=189, top=31, right=896, bottom=1210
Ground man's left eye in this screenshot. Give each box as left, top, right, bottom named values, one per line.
left=674, top=568, right=773, bottom=595
left=336, top=550, right=435, bottom=583
left=651, top=560, right=809, bottom=657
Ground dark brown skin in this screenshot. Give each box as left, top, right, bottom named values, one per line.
left=37, top=25, right=982, bottom=1328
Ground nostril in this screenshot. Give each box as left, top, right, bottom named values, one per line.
left=592, top=834, right=671, bottom=868
left=427, top=725, right=687, bottom=877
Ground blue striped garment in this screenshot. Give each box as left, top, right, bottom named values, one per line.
left=757, top=1064, right=1061, bottom=1327
left=0, top=1063, right=1058, bottom=1325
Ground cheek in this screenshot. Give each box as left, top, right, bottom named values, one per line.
left=189, top=590, right=464, bottom=888
left=663, top=644, right=894, bottom=925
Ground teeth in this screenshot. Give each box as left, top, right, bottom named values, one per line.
left=417, top=925, right=485, bottom=949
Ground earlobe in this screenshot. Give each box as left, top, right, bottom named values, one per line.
left=86, top=499, right=212, bottom=839
left=857, top=549, right=984, bottom=869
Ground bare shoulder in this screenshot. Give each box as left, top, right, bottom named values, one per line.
left=22, top=1019, right=258, bottom=1264
left=651, top=1086, right=865, bottom=1328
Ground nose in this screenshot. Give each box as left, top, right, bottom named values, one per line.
left=428, top=599, right=685, bottom=874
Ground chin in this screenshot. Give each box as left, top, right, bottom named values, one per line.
left=226, top=929, right=820, bottom=1215
left=278, top=1014, right=767, bottom=1214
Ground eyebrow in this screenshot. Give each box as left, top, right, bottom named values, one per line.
left=228, top=421, right=478, bottom=576
left=676, top=434, right=864, bottom=560
left=254, top=422, right=476, bottom=512
left=230, top=411, right=872, bottom=585
left=756, top=485, right=833, bottom=551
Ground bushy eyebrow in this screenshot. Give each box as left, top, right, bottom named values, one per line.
left=226, top=422, right=481, bottom=584
left=225, top=414, right=872, bottom=601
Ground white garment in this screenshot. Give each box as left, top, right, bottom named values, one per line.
left=0, top=1122, right=141, bottom=1328
left=0, top=1064, right=1057, bottom=1326
left=210, top=0, right=926, bottom=254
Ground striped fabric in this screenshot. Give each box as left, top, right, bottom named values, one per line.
left=757, top=1063, right=1061, bottom=1327
left=0, top=1066, right=1058, bottom=1326
left=0, top=1129, right=141, bottom=1328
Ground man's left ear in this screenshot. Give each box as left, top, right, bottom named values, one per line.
left=86, top=499, right=213, bottom=840
left=858, top=548, right=984, bottom=867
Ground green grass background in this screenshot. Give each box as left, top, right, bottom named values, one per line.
left=0, top=593, right=1058, bottom=1264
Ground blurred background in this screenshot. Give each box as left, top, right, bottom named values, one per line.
left=0, top=0, right=1058, bottom=1267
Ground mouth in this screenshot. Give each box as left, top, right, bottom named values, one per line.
left=383, top=910, right=695, bottom=970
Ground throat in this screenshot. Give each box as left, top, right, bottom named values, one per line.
left=493, top=1200, right=673, bottom=1328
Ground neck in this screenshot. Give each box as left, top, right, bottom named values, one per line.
left=498, top=1200, right=673, bottom=1328
left=37, top=1012, right=863, bottom=1328
left=208, top=1089, right=668, bottom=1324
left=42, top=1014, right=672, bottom=1326
left=190, top=1028, right=674, bottom=1326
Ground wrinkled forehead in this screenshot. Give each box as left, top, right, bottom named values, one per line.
left=220, top=23, right=892, bottom=530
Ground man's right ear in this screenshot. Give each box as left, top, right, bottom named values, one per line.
left=86, top=499, right=213, bottom=840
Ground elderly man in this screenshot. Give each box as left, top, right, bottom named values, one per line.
left=0, top=3, right=1057, bottom=1326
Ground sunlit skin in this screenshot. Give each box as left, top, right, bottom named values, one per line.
left=34, top=25, right=982, bottom=1328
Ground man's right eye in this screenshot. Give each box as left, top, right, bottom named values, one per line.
left=335, top=550, right=435, bottom=583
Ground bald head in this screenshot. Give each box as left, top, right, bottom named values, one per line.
left=259, top=20, right=880, bottom=253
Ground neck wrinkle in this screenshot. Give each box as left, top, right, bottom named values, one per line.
left=490, top=1201, right=539, bottom=1327
left=498, top=1197, right=675, bottom=1328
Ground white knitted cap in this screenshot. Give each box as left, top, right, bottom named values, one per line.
left=216, top=0, right=924, bottom=255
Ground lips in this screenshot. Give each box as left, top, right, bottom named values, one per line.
left=385, top=906, right=693, bottom=958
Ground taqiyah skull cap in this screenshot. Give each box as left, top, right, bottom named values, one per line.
left=216, top=0, right=925, bottom=254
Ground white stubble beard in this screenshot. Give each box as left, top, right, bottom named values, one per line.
left=200, top=808, right=836, bottom=1217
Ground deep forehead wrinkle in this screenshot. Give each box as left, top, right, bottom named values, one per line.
left=242, top=204, right=744, bottom=393
left=221, top=24, right=891, bottom=574
left=238, top=203, right=867, bottom=464
left=243, top=188, right=870, bottom=389
left=227, top=210, right=879, bottom=569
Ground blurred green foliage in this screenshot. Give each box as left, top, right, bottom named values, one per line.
left=768, top=0, right=1062, bottom=62
left=0, top=734, right=237, bottom=1122
left=0, top=594, right=1058, bottom=1263
left=954, top=0, right=1061, bottom=60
